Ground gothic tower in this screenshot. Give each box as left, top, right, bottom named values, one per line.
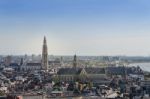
left=73, top=54, right=77, bottom=68
left=42, top=36, right=48, bottom=70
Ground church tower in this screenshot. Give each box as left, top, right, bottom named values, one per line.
left=42, top=36, right=48, bottom=70
left=73, top=54, right=77, bottom=68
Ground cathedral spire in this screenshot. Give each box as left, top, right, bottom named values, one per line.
left=44, top=36, right=47, bottom=45
left=42, top=36, right=48, bottom=70
left=73, top=54, right=77, bottom=68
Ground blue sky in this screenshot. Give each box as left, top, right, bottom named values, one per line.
left=0, top=0, right=150, bottom=56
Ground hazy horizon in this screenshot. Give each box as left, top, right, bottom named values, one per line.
left=0, top=0, right=150, bottom=56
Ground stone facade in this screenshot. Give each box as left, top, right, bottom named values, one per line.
left=42, top=36, right=48, bottom=70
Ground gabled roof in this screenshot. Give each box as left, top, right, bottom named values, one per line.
left=79, top=68, right=87, bottom=75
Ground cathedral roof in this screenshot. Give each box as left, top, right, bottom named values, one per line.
left=48, top=61, right=61, bottom=64
left=57, top=67, right=106, bottom=75
left=57, top=68, right=80, bottom=75
left=85, top=67, right=105, bottom=74
left=26, top=63, right=41, bottom=66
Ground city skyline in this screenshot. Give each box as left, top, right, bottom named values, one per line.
left=0, top=0, right=150, bottom=56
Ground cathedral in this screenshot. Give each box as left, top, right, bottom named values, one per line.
left=42, top=36, right=48, bottom=70
left=55, top=55, right=109, bottom=85
left=21, top=37, right=49, bottom=71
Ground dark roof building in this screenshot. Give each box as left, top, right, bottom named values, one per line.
left=21, top=62, right=41, bottom=71
left=9, top=63, right=19, bottom=67
left=106, top=66, right=143, bottom=75
left=48, top=61, right=61, bottom=64
left=55, top=55, right=110, bottom=84
left=56, top=67, right=109, bottom=85
left=9, top=63, right=20, bottom=71
left=57, top=67, right=106, bottom=75
left=26, top=63, right=41, bottom=66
